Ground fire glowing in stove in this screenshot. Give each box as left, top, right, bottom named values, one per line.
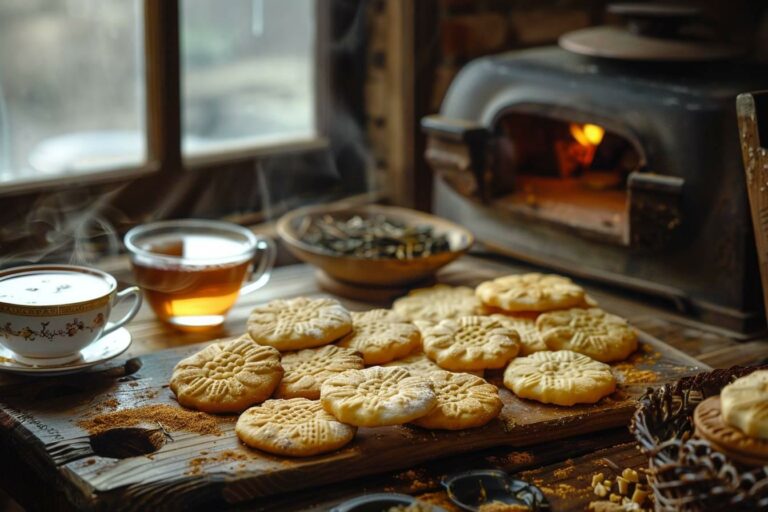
left=561, top=122, right=605, bottom=172
left=570, top=123, right=605, bottom=147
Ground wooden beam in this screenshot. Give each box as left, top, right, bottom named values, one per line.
left=385, top=0, right=416, bottom=207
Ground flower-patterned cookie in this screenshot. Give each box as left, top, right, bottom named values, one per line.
left=320, top=366, right=437, bottom=427
left=721, top=370, right=768, bottom=440
left=275, top=345, right=364, bottom=400
left=247, top=297, right=352, bottom=351
left=383, top=352, right=484, bottom=378
left=475, top=273, right=586, bottom=313
left=337, top=309, right=420, bottom=365
left=170, top=335, right=283, bottom=413
left=490, top=314, right=548, bottom=356
left=422, top=316, right=520, bottom=371
left=237, top=398, right=356, bottom=456
left=393, top=284, right=481, bottom=324
left=411, top=370, right=502, bottom=430
left=537, top=307, right=637, bottom=363
left=503, top=350, right=615, bottom=406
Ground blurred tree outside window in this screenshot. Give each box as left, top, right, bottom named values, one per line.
left=0, top=0, right=318, bottom=187
left=0, top=0, right=146, bottom=184
left=181, top=0, right=316, bottom=157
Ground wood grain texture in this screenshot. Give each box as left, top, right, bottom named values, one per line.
left=0, top=335, right=704, bottom=509
left=738, top=92, right=768, bottom=323
left=2, top=257, right=759, bottom=511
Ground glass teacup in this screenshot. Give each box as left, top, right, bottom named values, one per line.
left=124, top=219, right=275, bottom=331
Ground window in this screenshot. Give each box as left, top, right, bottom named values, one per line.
left=0, top=0, right=147, bottom=187
left=0, top=0, right=376, bottom=267
left=181, top=0, right=317, bottom=159
left=0, top=0, right=325, bottom=190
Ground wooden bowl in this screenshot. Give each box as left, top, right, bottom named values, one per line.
left=276, top=204, right=474, bottom=287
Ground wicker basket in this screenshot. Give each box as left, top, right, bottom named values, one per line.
left=631, top=365, right=768, bottom=511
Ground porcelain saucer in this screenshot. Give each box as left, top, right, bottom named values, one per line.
left=0, top=327, right=132, bottom=377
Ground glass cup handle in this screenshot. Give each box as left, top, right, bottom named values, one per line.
left=102, top=286, right=143, bottom=337
left=240, top=237, right=277, bottom=296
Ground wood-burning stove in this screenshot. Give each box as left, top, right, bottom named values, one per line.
left=423, top=6, right=768, bottom=335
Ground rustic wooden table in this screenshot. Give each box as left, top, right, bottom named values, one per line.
left=2, top=254, right=767, bottom=511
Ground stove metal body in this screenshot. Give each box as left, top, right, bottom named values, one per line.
left=424, top=46, right=767, bottom=335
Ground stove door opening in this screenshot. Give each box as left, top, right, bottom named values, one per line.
left=493, top=112, right=644, bottom=244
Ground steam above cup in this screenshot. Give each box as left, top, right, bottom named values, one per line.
left=0, top=265, right=142, bottom=366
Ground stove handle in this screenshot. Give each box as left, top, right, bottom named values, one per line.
left=421, top=115, right=492, bottom=202
left=628, top=172, right=684, bottom=250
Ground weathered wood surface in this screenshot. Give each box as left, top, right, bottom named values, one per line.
left=1, top=256, right=766, bottom=512
left=738, top=92, right=768, bottom=323
left=0, top=331, right=702, bottom=511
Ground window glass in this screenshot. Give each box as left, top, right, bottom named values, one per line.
left=180, top=0, right=316, bottom=157
left=0, top=0, right=146, bottom=184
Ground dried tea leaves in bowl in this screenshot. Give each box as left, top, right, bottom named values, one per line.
left=297, top=214, right=450, bottom=259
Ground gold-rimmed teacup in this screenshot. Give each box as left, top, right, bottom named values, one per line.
left=0, top=265, right=142, bottom=366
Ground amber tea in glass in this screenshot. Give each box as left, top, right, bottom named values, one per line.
left=125, top=220, right=275, bottom=331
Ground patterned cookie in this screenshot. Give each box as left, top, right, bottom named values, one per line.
left=320, top=366, right=437, bottom=427
left=393, top=284, right=481, bottom=324
left=422, top=316, right=520, bottom=371
left=170, top=335, right=283, bottom=413
left=536, top=307, right=637, bottom=363
left=721, top=370, right=768, bottom=439
left=337, top=309, right=421, bottom=365
left=491, top=314, right=548, bottom=356
left=475, top=273, right=586, bottom=312
left=694, top=395, right=768, bottom=466
left=411, top=370, right=502, bottom=430
left=236, top=398, right=356, bottom=456
left=275, top=345, right=364, bottom=400
left=247, top=297, right=353, bottom=351
left=383, top=352, right=484, bottom=378
left=503, top=350, right=616, bottom=406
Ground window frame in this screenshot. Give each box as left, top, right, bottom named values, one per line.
left=0, top=0, right=332, bottom=197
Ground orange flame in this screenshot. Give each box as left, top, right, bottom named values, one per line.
left=570, top=123, right=605, bottom=147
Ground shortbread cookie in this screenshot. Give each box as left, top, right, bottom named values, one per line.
left=393, top=284, right=481, bottom=324
left=320, top=366, right=437, bottom=427
left=236, top=398, right=356, bottom=456
left=694, top=395, right=768, bottom=466
left=170, top=335, right=283, bottom=413
left=721, top=370, right=768, bottom=440
left=491, top=314, right=548, bottom=356
left=275, top=345, right=364, bottom=400
left=537, top=307, right=637, bottom=363
left=247, top=297, right=353, bottom=351
left=503, top=350, right=616, bottom=406
left=476, top=273, right=586, bottom=312
left=337, top=309, right=421, bottom=365
left=422, top=316, right=520, bottom=371
left=383, top=352, right=484, bottom=378
left=411, top=370, right=502, bottom=430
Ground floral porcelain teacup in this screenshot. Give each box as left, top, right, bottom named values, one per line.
left=0, top=265, right=142, bottom=366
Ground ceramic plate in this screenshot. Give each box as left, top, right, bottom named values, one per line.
left=0, top=327, right=132, bottom=376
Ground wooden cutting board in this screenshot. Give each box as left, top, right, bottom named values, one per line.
left=0, top=331, right=706, bottom=511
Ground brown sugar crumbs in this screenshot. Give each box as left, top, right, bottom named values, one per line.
left=136, top=389, right=160, bottom=401
left=188, top=449, right=250, bottom=475
left=94, top=397, right=119, bottom=412
left=488, top=451, right=535, bottom=467
left=553, top=464, right=575, bottom=479
left=612, top=363, right=659, bottom=384
left=78, top=404, right=221, bottom=436
left=395, top=468, right=435, bottom=492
